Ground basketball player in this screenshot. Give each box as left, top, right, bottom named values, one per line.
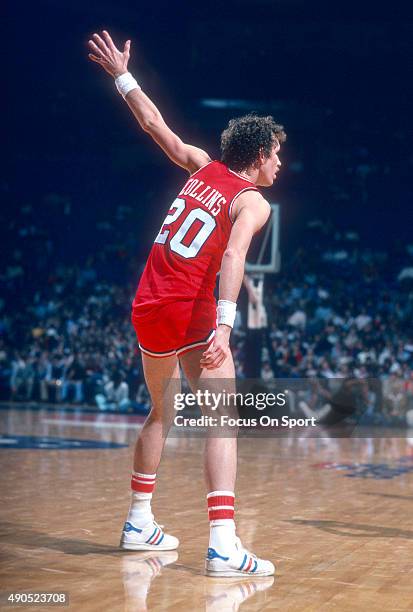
left=88, top=31, right=286, bottom=577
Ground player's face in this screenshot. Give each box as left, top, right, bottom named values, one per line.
left=257, top=141, right=282, bottom=187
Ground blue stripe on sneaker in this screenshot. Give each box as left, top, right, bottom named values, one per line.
left=207, top=548, right=229, bottom=561
left=146, top=527, right=158, bottom=544
left=156, top=533, right=165, bottom=546
left=150, top=528, right=161, bottom=544
left=238, top=553, right=248, bottom=571
left=123, top=522, right=142, bottom=534
left=251, top=559, right=258, bottom=573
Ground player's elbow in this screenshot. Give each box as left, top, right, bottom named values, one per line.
left=223, top=246, right=247, bottom=264
left=140, top=111, right=162, bottom=133
left=141, top=116, right=157, bottom=132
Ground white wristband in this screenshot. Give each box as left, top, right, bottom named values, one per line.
left=217, top=300, right=237, bottom=328
left=115, top=72, right=140, bottom=98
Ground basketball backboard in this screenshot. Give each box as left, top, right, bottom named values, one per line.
left=245, top=204, right=280, bottom=274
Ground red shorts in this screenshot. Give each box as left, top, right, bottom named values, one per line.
left=131, top=299, right=216, bottom=358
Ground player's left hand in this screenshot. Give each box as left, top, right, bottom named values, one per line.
left=88, top=30, right=131, bottom=78
left=200, top=326, right=231, bottom=370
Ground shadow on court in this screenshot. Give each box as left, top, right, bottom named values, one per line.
left=0, top=521, right=129, bottom=556
left=0, top=521, right=201, bottom=578
left=362, top=492, right=413, bottom=501
left=286, top=519, right=413, bottom=539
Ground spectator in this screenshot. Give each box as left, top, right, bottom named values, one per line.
left=95, top=370, right=131, bottom=411
left=61, top=354, right=85, bottom=404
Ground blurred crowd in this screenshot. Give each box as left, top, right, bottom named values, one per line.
left=233, top=223, right=413, bottom=424
left=1, top=98, right=412, bottom=423
left=0, top=274, right=150, bottom=412
left=1, top=215, right=413, bottom=424
left=257, top=224, right=412, bottom=377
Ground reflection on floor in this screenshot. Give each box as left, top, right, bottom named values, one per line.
left=0, top=405, right=412, bottom=611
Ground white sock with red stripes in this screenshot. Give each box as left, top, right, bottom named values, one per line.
left=127, top=471, right=156, bottom=527
left=207, top=490, right=236, bottom=553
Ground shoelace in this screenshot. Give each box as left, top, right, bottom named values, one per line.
left=153, top=520, right=163, bottom=532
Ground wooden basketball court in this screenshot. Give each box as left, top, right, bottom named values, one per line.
left=1, top=405, right=412, bottom=611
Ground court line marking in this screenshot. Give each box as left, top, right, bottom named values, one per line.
left=43, top=413, right=145, bottom=423
left=42, top=418, right=143, bottom=430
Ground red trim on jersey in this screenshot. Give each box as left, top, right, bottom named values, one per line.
left=175, top=329, right=215, bottom=356
left=138, top=329, right=216, bottom=359
left=138, top=345, right=176, bottom=358
left=189, top=160, right=214, bottom=178
left=227, top=167, right=255, bottom=184
left=228, top=187, right=260, bottom=224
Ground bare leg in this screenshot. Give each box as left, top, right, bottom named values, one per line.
left=121, top=352, right=180, bottom=551
left=133, top=353, right=180, bottom=474
left=179, top=348, right=275, bottom=575
left=179, top=349, right=237, bottom=492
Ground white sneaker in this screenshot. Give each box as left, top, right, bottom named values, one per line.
left=122, top=551, right=178, bottom=609
left=205, top=537, right=275, bottom=577
left=205, top=576, right=274, bottom=611
left=120, top=520, right=179, bottom=551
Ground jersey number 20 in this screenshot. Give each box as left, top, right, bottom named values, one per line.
left=154, top=198, right=216, bottom=258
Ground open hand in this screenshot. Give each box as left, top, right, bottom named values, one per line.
left=200, top=326, right=231, bottom=370
left=88, top=30, right=131, bottom=78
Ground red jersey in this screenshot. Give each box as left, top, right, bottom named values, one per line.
left=132, top=161, right=258, bottom=313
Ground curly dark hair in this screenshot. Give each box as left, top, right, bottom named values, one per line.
left=220, top=113, right=286, bottom=172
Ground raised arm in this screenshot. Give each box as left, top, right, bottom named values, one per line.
left=88, top=30, right=211, bottom=174
left=200, top=191, right=271, bottom=370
